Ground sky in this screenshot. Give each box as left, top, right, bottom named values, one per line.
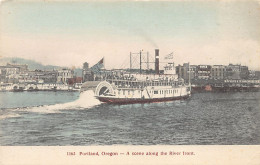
left=0, top=0, right=260, bottom=70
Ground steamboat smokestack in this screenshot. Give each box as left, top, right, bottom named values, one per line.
left=155, top=49, right=159, bottom=74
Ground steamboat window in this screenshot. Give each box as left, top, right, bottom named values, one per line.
left=128, top=90, right=130, bottom=95
left=154, top=91, right=158, bottom=94
left=123, top=90, right=125, bottom=95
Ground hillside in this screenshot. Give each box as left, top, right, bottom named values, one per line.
left=0, top=57, right=82, bottom=76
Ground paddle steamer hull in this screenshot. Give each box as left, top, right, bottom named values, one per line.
left=97, top=95, right=190, bottom=104
left=94, top=81, right=191, bottom=104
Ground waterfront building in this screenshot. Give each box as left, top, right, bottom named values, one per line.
left=18, top=70, right=58, bottom=84
left=176, top=63, right=189, bottom=83
left=240, top=65, right=249, bottom=79
left=197, top=65, right=211, bottom=80
left=6, top=63, right=28, bottom=73
left=176, top=63, right=197, bottom=83
left=255, top=71, right=260, bottom=79
left=57, top=68, right=74, bottom=84
left=249, top=70, right=256, bottom=79
left=189, top=65, right=198, bottom=81
left=211, top=65, right=225, bottom=80
left=0, top=65, right=20, bottom=83
left=68, top=77, right=83, bottom=85
left=225, top=64, right=249, bottom=79
left=40, top=71, right=58, bottom=83
left=82, top=62, right=94, bottom=82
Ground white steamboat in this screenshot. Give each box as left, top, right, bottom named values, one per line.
left=95, top=63, right=191, bottom=104
left=82, top=49, right=191, bottom=104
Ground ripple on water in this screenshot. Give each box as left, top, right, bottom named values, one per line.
left=0, top=92, right=260, bottom=145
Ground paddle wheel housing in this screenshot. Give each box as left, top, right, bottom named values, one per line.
left=95, top=81, right=115, bottom=96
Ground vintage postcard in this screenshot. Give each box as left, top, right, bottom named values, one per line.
left=0, top=0, right=260, bottom=164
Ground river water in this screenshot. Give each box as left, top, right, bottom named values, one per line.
left=0, top=91, right=259, bottom=145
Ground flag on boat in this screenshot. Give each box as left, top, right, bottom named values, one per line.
left=91, top=58, right=104, bottom=73
left=164, top=52, right=174, bottom=59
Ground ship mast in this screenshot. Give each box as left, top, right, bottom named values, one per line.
left=139, top=50, right=142, bottom=74
left=128, top=50, right=157, bottom=75
left=147, top=52, right=149, bottom=71
left=189, top=62, right=191, bottom=84
left=189, top=62, right=191, bottom=91
left=130, top=52, right=132, bottom=76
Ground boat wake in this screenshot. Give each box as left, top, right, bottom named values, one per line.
left=0, top=113, right=21, bottom=120
left=0, top=90, right=101, bottom=119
